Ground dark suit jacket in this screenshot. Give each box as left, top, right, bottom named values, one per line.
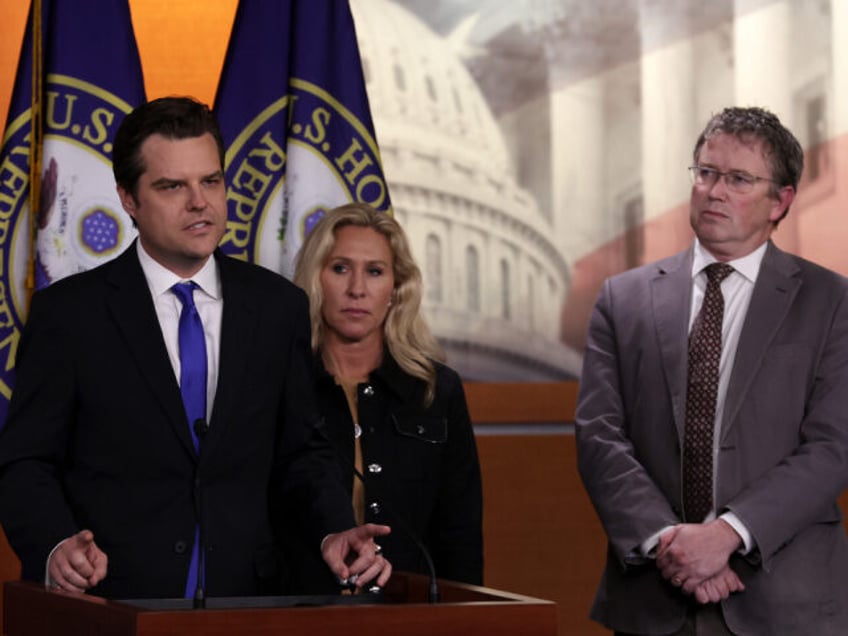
left=0, top=244, right=354, bottom=599
left=576, top=241, right=848, bottom=635
left=282, top=354, right=483, bottom=593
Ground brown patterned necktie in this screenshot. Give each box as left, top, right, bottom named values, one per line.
left=683, top=262, right=734, bottom=523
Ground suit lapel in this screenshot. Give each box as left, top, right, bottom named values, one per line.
left=106, top=245, right=197, bottom=457
left=721, top=242, right=801, bottom=439
left=202, top=253, right=259, bottom=459
left=652, top=248, right=695, bottom=440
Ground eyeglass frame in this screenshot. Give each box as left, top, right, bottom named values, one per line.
left=687, top=165, right=778, bottom=194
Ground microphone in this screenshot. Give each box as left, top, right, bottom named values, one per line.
left=192, top=418, right=208, bottom=609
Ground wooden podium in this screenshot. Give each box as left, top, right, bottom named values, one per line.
left=3, top=573, right=557, bottom=636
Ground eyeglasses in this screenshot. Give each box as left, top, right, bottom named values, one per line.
left=688, top=166, right=776, bottom=194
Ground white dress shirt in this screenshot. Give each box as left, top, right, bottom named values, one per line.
left=640, top=240, right=766, bottom=558
left=688, top=239, right=765, bottom=553
left=136, top=241, right=223, bottom=423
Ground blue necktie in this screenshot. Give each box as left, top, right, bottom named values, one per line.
left=172, top=282, right=207, bottom=451
left=172, top=281, right=207, bottom=598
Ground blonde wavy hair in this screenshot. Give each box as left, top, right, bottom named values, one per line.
left=293, top=202, right=445, bottom=405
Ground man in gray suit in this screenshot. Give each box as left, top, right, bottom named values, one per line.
left=576, top=106, right=848, bottom=635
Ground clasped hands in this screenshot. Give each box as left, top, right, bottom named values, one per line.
left=655, top=519, right=745, bottom=604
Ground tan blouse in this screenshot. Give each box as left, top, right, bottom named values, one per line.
left=335, top=376, right=366, bottom=525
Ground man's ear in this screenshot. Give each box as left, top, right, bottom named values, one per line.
left=770, top=185, right=795, bottom=223
left=117, top=186, right=137, bottom=218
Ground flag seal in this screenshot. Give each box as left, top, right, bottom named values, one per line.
left=222, top=79, right=389, bottom=274
left=35, top=73, right=136, bottom=288
left=0, top=110, right=31, bottom=404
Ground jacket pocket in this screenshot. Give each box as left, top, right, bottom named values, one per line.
left=391, top=414, right=447, bottom=444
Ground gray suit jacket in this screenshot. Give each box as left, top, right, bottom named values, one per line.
left=576, top=241, right=848, bottom=635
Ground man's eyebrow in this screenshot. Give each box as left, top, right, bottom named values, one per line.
left=149, top=171, right=224, bottom=187
left=150, top=177, right=184, bottom=187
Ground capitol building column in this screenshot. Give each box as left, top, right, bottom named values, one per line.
left=549, top=76, right=606, bottom=262
left=831, top=0, right=848, bottom=137
left=638, top=1, right=698, bottom=250
left=733, top=0, right=791, bottom=119
left=734, top=0, right=796, bottom=250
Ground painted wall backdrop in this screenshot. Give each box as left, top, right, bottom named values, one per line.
left=2, top=0, right=846, bottom=383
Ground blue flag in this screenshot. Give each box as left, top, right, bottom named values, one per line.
left=215, top=0, right=391, bottom=278
left=0, top=0, right=145, bottom=427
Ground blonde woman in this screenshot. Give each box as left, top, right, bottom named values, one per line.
left=287, top=202, right=483, bottom=592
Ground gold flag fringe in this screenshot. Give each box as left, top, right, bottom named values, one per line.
left=26, top=0, right=43, bottom=308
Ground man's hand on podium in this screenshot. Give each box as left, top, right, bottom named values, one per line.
left=47, top=529, right=108, bottom=593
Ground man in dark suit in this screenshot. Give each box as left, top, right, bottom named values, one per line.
left=576, top=106, right=848, bottom=635
left=0, top=97, right=391, bottom=599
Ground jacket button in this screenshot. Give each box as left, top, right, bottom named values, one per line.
left=362, top=385, right=375, bottom=397
left=367, top=463, right=382, bottom=474
left=174, top=540, right=188, bottom=554
left=369, top=502, right=381, bottom=515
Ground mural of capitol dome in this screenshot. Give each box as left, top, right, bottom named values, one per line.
left=350, top=0, right=581, bottom=381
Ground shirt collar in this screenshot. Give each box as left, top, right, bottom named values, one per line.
left=691, top=239, right=767, bottom=285
left=135, top=240, right=222, bottom=300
